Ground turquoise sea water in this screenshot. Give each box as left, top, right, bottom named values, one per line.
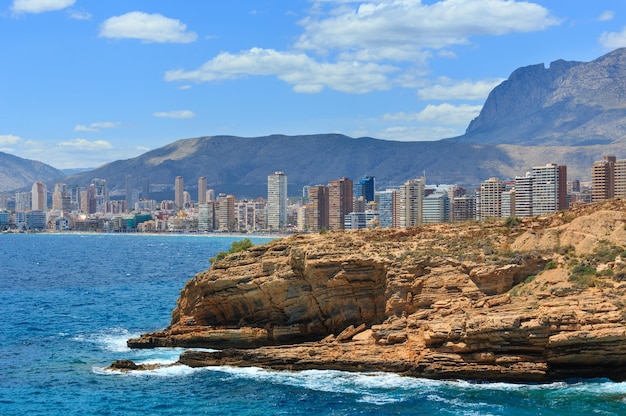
left=1, top=233, right=626, bottom=415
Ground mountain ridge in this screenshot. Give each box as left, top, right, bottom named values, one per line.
left=7, top=49, right=626, bottom=195
left=0, top=151, right=64, bottom=193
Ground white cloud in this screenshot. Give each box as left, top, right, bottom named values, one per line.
left=377, top=125, right=460, bottom=142
left=165, top=47, right=396, bottom=93
left=152, top=110, right=196, bottom=119
left=384, top=103, right=482, bottom=126
left=163, top=1, right=555, bottom=95
left=418, top=78, right=504, bottom=100
left=99, top=11, right=198, bottom=43
left=0, top=134, right=23, bottom=145
left=0, top=136, right=144, bottom=169
left=297, top=0, right=560, bottom=61
left=58, top=139, right=113, bottom=150
left=11, top=0, right=75, bottom=14
left=74, top=121, right=121, bottom=132
left=600, top=27, right=626, bottom=49
left=598, top=11, right=615, bottom=22
left=69, top=9, right=92, bottom=20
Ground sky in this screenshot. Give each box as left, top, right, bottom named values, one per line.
left=1, top=0, right=626, bottom=169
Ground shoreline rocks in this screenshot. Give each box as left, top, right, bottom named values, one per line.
left=124, top=201, right=626, bottom=382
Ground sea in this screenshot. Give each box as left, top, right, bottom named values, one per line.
left=2, top=233, right=626, bottom=416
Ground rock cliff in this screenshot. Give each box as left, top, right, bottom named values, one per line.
left=461, top=48, right=626, bottom=146
left=128, top=200, right=626, bottom=381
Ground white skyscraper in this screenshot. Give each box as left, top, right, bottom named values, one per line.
left=267, top=171, right=287, bottom=230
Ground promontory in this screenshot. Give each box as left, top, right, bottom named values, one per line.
left=127, top=200, right=626, bottom=382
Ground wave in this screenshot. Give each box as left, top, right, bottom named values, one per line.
left=93, top=363, right=204, bottom=378
left=72, top=327, right=138, bottom=353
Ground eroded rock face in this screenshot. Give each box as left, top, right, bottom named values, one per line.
left=128, top=201, right=626, bottom=381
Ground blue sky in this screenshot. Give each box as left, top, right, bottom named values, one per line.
left=1, top=0, right=626, bottom=169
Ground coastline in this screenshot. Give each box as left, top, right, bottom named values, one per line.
left=122, top=201, right=626, bottom=383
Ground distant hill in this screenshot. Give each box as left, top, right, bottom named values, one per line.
left=65, top=134, right=512, bottom=198
left=0, top=151, right=64, bottom=193
left=455, top=48, right=626, bottom=146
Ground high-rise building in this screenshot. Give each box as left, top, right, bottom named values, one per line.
left=375, top=189, right=395, bottom=228
left=198, top=176, right=207, bottom=204
left=92, top=178, right=108, bottom=213
left=235, top=199, right=265, bottom=232
left=307, top=185, right=329, bottom=232
left=297, top=205, right=308, bottom=232
left=175, top=176, right=184, bottom=209
left=52, top=183, right=68, bottom=212
left=452, top=195, right=476, bottom=222
left=125, top=175, right=133, bottom=213
left=615, top=159, right=626, bottom=198
left=267, top=171, right=288, bottom=231
left=31, top=181, right=47, bottom=211
left=328, top=177, right=353, bottom=231
left=216, top=194, right=236, bottom=231
left=141, top=178, right=150, bottom=200
left=15, top=191, right=31, bottom=213
left=478, top=177, right=505, bottom=219
left=531, top=163, right=567, bottom=214
left=399, top=178, right=424, bottom=227
left=197, top=202, right=215, bottom=231
left=81, top=185, right=97, bottom=214
left=592, top=156, right=616, bottom=202
left=422, top=190, right=449, bottom=224
left=514, top=173, right=533, bottom=217
left=355, top=176, right=375, bottom=203
left=501, top=190, right=515, bottom=218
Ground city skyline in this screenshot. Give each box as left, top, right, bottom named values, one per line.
left=3, top=154, right=621, bottom=233
left=0, top=1, right=625, bottom=169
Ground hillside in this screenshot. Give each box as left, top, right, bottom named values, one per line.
left=0, top=151, right=64, bottom=193
left=65, top=134, right=512, bottom=197
left=457, top=48, right=626, bottom=146
left=124, top=200, right=626, bottom=381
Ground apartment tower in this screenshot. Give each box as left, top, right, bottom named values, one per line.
left=478, top=177, right=505, bottom=219
left=198, top=176, right=207, bottom=204
left=399, top=178, right=424, bottom=227
left=592, top=156, right=616, bottom=202
left=328, top=177, right=353, bottom=231
left=31, top=181, right=47, bottom=211
left=175, top=176, right=184, bottom=209
left=267, top=171, right=288, bottom=231
left=307, top=185, right=329, bottom=232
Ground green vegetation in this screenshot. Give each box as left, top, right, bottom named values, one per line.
left=589, top=240, right=624, bottom=264
left=209, top=238, right=254, bottom=264
left=544, top=261, right=557, bottom=270
left=568, top=264, right=597, bottom=287
left=504, top=216, right=522, bottom=228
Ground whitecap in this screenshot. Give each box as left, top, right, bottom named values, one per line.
left=208, top=367, right=443, bottom=405
left=93, top=363, right=205, bottom=378
left=72, top=327, right=138, bottom=353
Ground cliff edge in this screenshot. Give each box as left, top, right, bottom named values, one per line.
left=128, top=200, right=626, bottom=381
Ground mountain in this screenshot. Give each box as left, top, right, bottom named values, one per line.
left=0, top=151, right=64, bottom=193
left=38, top=49, right=626, bottom=197
left=65, top=134, right=513, bottom=198
left=457, top=48, right=626, bottom=146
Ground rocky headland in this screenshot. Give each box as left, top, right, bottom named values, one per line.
left=126, top=200, right=626, bottom=381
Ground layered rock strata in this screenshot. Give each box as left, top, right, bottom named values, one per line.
left=128, top=201, right=626, bottom=381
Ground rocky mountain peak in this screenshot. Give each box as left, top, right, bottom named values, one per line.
left=461, top=48, right=626, bottom=146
